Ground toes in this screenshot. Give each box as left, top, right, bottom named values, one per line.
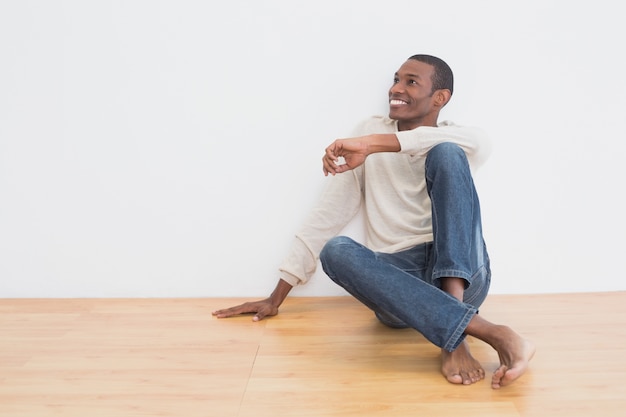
left=466, top=370, right=483, bottom=384
left=460, top=372, right=472, bottom=385
left=471, top=370, right=484, bottom=383
left=446, top=373, right=464, bottom=384
left=491, top=365, right=507, bottom=389
left=446, top=370, right=483, bottom=385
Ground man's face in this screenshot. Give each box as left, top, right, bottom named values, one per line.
left=388, top=60, right=439, bottom=130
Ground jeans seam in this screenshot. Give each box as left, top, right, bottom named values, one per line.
left=432, top=269, right=471, bottom=281
left=463, top=265, right=489, bottom=305
left=444, top=306, right=477, bottom=352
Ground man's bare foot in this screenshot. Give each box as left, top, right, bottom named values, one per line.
left=488, top=325, right=536, bottom=389
left=441, top=339, right=485, bottom=385
left=465, top=315, right=536, bottom=389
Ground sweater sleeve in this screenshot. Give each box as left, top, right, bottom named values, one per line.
left=394, top=120, right=492, bottom=170
left=278, top=168, right=363, bottom=286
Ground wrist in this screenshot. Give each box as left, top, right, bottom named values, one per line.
left=269, top=278, right=293, bottom=308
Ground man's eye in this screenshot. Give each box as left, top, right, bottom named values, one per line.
left=393, top=77, right=399, bottom=84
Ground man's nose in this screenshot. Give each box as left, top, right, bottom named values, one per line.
left=389, top=83, right=404, bottom=95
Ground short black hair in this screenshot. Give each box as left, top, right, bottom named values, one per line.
left=407, top=54, right=454, bottom=96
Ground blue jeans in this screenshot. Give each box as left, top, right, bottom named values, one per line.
left=320, top=143, right=491, bottom=352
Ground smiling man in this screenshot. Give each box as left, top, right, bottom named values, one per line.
left=213, top=54, right=535, bottom=389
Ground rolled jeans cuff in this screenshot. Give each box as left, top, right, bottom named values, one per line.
left=443, top=306, right=477, bottom=352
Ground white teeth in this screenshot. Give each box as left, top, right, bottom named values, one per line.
left=390, top=99, right=407, bottom=105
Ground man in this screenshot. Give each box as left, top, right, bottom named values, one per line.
left=213, top=54, right=535, bottom=389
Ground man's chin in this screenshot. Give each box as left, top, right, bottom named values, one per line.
left=388, top=110, right=401, bottom=120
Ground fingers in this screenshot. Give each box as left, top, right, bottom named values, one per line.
left=323, top=158, right=337, bottom=176
left=212, top=303, right=252, bottom=318
left=211, top=307, right=240, bottom=318
left=323, top=144, right=339, bottom=176
left=323, top=142, right=349, bottom=176
left=212, top=301, right=277, bottom=322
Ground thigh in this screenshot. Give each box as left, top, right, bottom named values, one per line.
left=378, top=241, right=490, bottom=307
left=375, top=242, right=434, bottom=283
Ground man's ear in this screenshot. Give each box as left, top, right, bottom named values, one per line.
left=434, top=89, right=452, bottom=108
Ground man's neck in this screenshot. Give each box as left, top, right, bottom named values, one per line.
left=396, top=114, right=440, bottom=131
left=397, top=120, right=439, bottom=131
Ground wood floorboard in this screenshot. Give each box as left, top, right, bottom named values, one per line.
left=1, top=292, right=625, bottom=417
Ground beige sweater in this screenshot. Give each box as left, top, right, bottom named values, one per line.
left=279, top=116, right=491, bottom=287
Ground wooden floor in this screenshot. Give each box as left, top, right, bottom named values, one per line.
left=1, top=292, right=625, bottom=417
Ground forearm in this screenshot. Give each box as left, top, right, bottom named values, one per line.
left=394, top=123, right=491, bottom=168
left=366, top=133, right=401, bottom=154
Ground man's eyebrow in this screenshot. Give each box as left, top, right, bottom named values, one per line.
left=395, top=72, right=423, bottom=79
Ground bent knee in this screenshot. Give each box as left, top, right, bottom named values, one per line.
left=320, top=236, right=357, bottom=262
left=425, top=142, right=470, bottom=174
left=427, top=142, right=465, bottom=161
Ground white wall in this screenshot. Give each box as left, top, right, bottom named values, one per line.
left=1, top=0, right=624, bottom=298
